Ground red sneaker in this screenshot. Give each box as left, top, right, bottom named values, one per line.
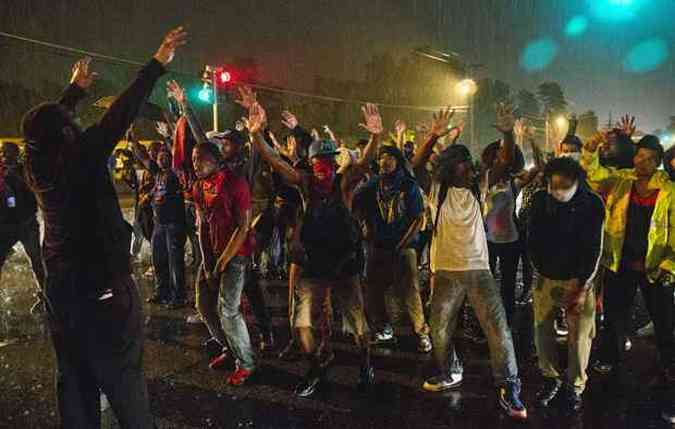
left=208, top=352, right=230, bottom=370
left=226, top=367, right=254, bottom=386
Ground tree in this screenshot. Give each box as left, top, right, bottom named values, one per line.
left=516, top=89, right=540, bottom=118
left=537, top=82, right=567, bottom=114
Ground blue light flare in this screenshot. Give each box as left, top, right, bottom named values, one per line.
left=520, top=38, right=559, bottom=72
left=565, top=16, right=589, bottom=38
left=588, top=0, right=647, bottom=22
left=623, top=38, right=669, bottom=73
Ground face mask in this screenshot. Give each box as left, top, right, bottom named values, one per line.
left=312, top=158, right=336, bottom=194
left=559, top=152, right=581, bottom=162
left=549, top=181, right=578, bottom=203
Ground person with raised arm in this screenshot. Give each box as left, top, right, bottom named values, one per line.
left=21, top=27, right=187, bottom=428
left=411, top=105, right=528, bottom=421
left=244, top=89, right=382, bottom=398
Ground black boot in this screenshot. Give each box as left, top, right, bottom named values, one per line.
left=558, top=386, right=583, bottom=414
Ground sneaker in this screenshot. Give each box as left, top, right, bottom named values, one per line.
left=535, top=378, right=562, bottom=408
left=418, top=334, right=433, bottom=353
left=373, top=326, right=395, bottom=344
left=637, top=321, right=655, bottom=338
left=295, top=374, right=322, bottom=398
left=661, top=404, right=675, bottom=424
left=592, top=361, right=613, bottom=375
left=554, top=311, right=568, bottom=336
left=186, top=312, right=203, bottom=324
left=497, top=382, right=528, bottom=421
left=624, top=337, right=632, bottom=352
left=208, top=351, right=231, bottom=370
left=422, top=373, right=463, bottom=392
left=226, top=367, right=254, bottom=386
left=357, top=365, right=375, bottom=392
left=558, top=387, right=582, bottom=414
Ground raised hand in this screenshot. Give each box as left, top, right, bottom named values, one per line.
left=281, top=111, right=299, bottom=130
left=310, top=128, right=321, bottom=141
left=585, top=132, right=606, bottom=153
left=235, top=86, right=257, bottom=110
left=154, top=26, right=188, bottom=66
left=430, top=107, right=455, bottom=137
left=494, top=103, right=516, bottom=133
left=359, top=103, right=384, bottom=135
left=155, top=121, right=170, bottom=138
left=247, top=102, right=267, bottom=135
left=70, top=57, right=98, bottom=89
left=617, top=114, right=637, bottom=137
left=166, top=80, right=186, bottom=105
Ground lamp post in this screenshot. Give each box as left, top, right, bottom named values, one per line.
left=456, top=78, right=477, bottom=148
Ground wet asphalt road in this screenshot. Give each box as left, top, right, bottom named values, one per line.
left=0, top=204, right=672, bottom=429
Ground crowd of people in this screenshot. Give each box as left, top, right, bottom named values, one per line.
left=2, top=26, right=675, bottom=427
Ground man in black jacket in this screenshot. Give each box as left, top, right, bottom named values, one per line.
left=528, top=157, right=605, bottom=413
left=0, top=141, right=45, bottom=292
left=21, top=27, right=186, bottom=428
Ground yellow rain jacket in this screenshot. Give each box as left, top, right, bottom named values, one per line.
left=581, top=148, right=675, bottom=283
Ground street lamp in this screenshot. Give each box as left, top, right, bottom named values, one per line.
left=456, top=79, right=477, bottom=148
left=456, top=79, right=478, bottom=97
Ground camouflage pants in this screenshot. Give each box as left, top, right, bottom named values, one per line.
left=430, top=270, right=519, bottom=386
left=533, top=276, right=596, bottom=395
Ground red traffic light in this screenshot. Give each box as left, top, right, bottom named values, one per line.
left=219, top=71, right=232, bottom=84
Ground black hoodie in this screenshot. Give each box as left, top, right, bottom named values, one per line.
left=527, top=184, right=605, bottom=285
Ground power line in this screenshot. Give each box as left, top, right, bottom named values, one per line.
left=0, top=31, right=468, bottom=113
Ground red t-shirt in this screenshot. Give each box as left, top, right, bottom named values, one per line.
left=193, top=169, right=254, bottom=260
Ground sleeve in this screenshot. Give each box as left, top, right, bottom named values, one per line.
left=87, top=59, right=166, bottom=159
left=658, top=186, right=675, bottom=276
left=58, top=83, right=87, bottom=113
left=526, top=191, right=546, bottom=273
left=231, top=176, right=252, bottom=220
left=406, top=182, right=424, bottom=219
left=577, top=194, right=606, bottom=285
left=580, top=148, right=619, bottom=192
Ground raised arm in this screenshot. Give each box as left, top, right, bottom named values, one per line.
left=486, top=103, right=516, bottom=187
left=245, top=99, right=304, bottom=186
left=128, top=138, right=157, bottom=174
left=166, top=80, right=208, bottom=146
left=411, top=107, right=454, bottom=172
left=580, top=132, right=620, bottom=189
left=58, top=57, right=94, bottom=112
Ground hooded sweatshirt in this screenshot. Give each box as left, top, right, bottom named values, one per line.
left=527, top=184, right=605, bottom=286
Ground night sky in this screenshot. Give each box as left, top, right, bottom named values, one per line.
left=1, top=0, right=673, bottom=133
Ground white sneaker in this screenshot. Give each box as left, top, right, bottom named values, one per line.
left=422, top=373, right=463, bottom=392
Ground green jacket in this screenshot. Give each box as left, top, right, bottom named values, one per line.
left=581, top=148, right=675, bottom=282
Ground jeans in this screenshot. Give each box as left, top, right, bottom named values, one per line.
left=218, top=256, right=256, bottom=371
left=196, top=260, right=271, bottom=346
left=366, top=248, right=429, bottom=336
left=488, top=241, right=520, bottom=326
left=430, top=270, right=520, bottom=386
left=46, top=271, right=153, bottom=428
left=0, top=216, right=45, bottom=289
left=599, top=267, right=675, bottom=370
left=533, top=276, right=596, bottom=394
left=151, top=223, right=186, bottom=302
